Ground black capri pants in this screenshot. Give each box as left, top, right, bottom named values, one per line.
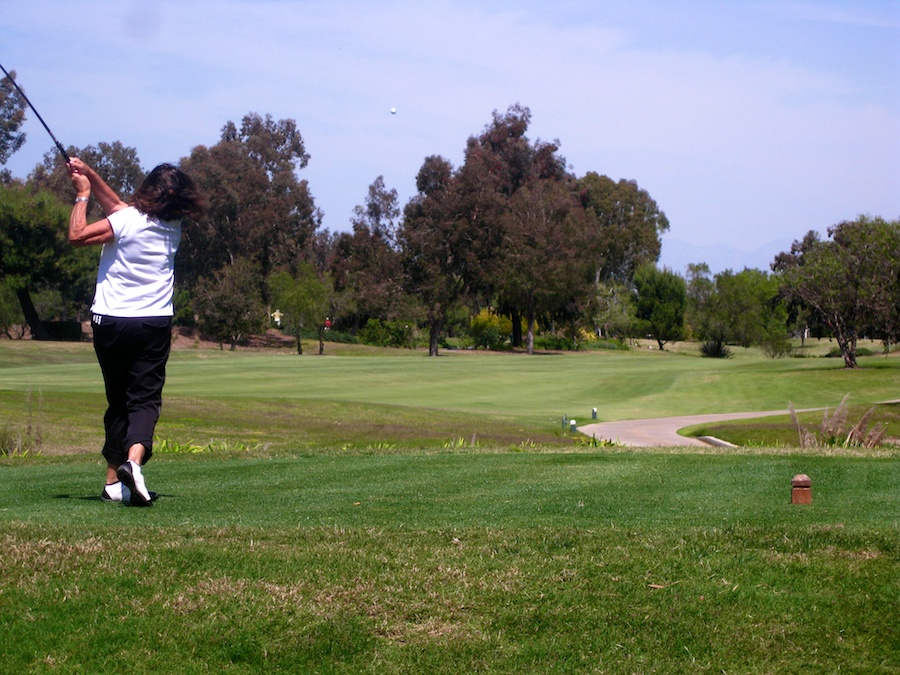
left=91, top=315, right=172, bottom=466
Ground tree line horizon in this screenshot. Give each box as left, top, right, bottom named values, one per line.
left=0, top=81, right=897, bottom=367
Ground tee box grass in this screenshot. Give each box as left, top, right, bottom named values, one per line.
left=0, top=340, right=897, bottom=672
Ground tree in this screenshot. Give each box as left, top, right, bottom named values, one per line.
left=454, top=104, right=578, bottom=349
left=714, top=268, right=786, bottom=349
left=194, top=258, right=267, bottom=350
left=579, top=172, right=669, bottom=284
left=774, top=216, right=900, bottom=368
left=269, top=265, right=332, bottom=354
left=0, top=69, right=26, bottom=168
left=18, top=143, right=147, bottom=326
left=0, top=277, right=25, bottom=338
left=399, top=104, right=669, bottom=354
left=330, top=176, right=404, bottom=330
left=178, top=113, right=321, bottom=293
left=594, top=280, right=635, bottom=339
left=400, top=155, right=470, bottom=356
left=0, top=182, right=77, bottom=339
left=1, top=142, right=143, bottom=336
left=687, top=264, right=790, bottom=356
left=685, top=263, right=716, bottom=340
left=633, top=264, right=686, bottom=350
left=495, top=178, right=594, bottom=353
left=27, top=141, right=145, bottom=221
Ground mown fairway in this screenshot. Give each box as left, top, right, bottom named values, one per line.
left=1, top=340, right=898, bottom=451
left=0, top=341, right=897, bottom=673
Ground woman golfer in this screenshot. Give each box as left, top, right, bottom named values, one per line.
left=68, top=158, right=205, bottom=506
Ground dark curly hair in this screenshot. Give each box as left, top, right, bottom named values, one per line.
left=132, top=163, right=206, bottom=222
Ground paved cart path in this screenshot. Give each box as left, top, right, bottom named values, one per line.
left=577, top=410, right=798, bottom=447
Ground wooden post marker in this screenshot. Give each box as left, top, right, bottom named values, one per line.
left=791, top=474, right=812, bottom=505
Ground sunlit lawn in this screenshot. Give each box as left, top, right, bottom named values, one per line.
left=0, top=339, right=897, bottom=672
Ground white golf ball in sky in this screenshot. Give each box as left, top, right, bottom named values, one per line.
left=390, top=107, right=397, bottom=114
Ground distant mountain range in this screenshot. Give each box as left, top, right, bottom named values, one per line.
left=657, top=236, right=794, bottom=275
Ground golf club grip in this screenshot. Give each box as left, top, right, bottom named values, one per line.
left=55, top=141, right=70, bottom=163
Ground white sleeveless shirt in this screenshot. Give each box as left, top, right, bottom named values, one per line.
left=90, top=206, right=182, bottom=317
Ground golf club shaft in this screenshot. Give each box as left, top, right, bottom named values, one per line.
left=0, top=62, right=69, bottom=163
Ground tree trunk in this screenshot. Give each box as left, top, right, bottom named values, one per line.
left=837, top=334, right=858, bottom=368
left=428, top=318, right=442, bottom=356
left=510, top=309, right=522, bottom=347
left=526, top=311, right=535, bottom=355
left=827, top=320, right=859, bottom=368
left=16, top=288, right=54, bottom=340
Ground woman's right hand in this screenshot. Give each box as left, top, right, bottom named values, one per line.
left=67, top=157, right=89, bottom=174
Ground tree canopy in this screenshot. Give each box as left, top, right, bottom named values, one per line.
left=4, top=100, right=890, bottom=359
left=773, top=215, right=900, bottom=367
left=0, top=69, right=26, bottom=168
left=331, top=176, right=404, bottom=330
left=179, top=113, right=321, bottom=293
left=633, top=264, right=686, bottom=350
left=579, top=172, right=669, bottom=284
left=0, top=182, right=90, bottom=338
left=269, top=264, right=332, bottom=354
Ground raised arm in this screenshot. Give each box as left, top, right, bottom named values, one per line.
left=67, top=157, right=128, bottom=216
left=67, top=159, right=115, bottom=247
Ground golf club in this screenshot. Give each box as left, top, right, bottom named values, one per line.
left=0, top=62, right=69, bottom=163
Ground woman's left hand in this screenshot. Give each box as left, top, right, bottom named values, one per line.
left=67, top=161, right=91, bottom=196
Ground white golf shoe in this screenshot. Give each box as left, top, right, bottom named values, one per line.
left=117, top=460, right=153, bottom=507
left=101, top=481, right=131, bottom=503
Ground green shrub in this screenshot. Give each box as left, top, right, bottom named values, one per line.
left=469, top=309, right=510, bottom=350
left=358, top=319, right=414, bottom=348
left=826, top=346, right=874, bottom=358
left=580, top=338, right=630, bottom=352
left=322, top=329, right=357, bottom=344
left=700, top=339, right=733, bottom=358
left=533, top=334, right=571, bottom=351
left=760, top=333, right=793, bottom=358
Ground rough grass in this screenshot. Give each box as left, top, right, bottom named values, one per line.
left=0, top=389, right=569, bottom=456
left=685, top=402, right=900, bottom=449
left=0, top=452, right=898, bottom=673
left=2, top=522, right=896, bottom=673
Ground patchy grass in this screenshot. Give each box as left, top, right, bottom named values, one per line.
left=2, top=522, right=897, bottom=673
left=0, top=452, right=897, bottom=673
left=0, top=390, right=570, bottom=457
left=1, top=340, right=898, bottom=672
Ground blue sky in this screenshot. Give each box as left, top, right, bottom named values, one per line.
left=2, top=0, right=898, bottom=272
